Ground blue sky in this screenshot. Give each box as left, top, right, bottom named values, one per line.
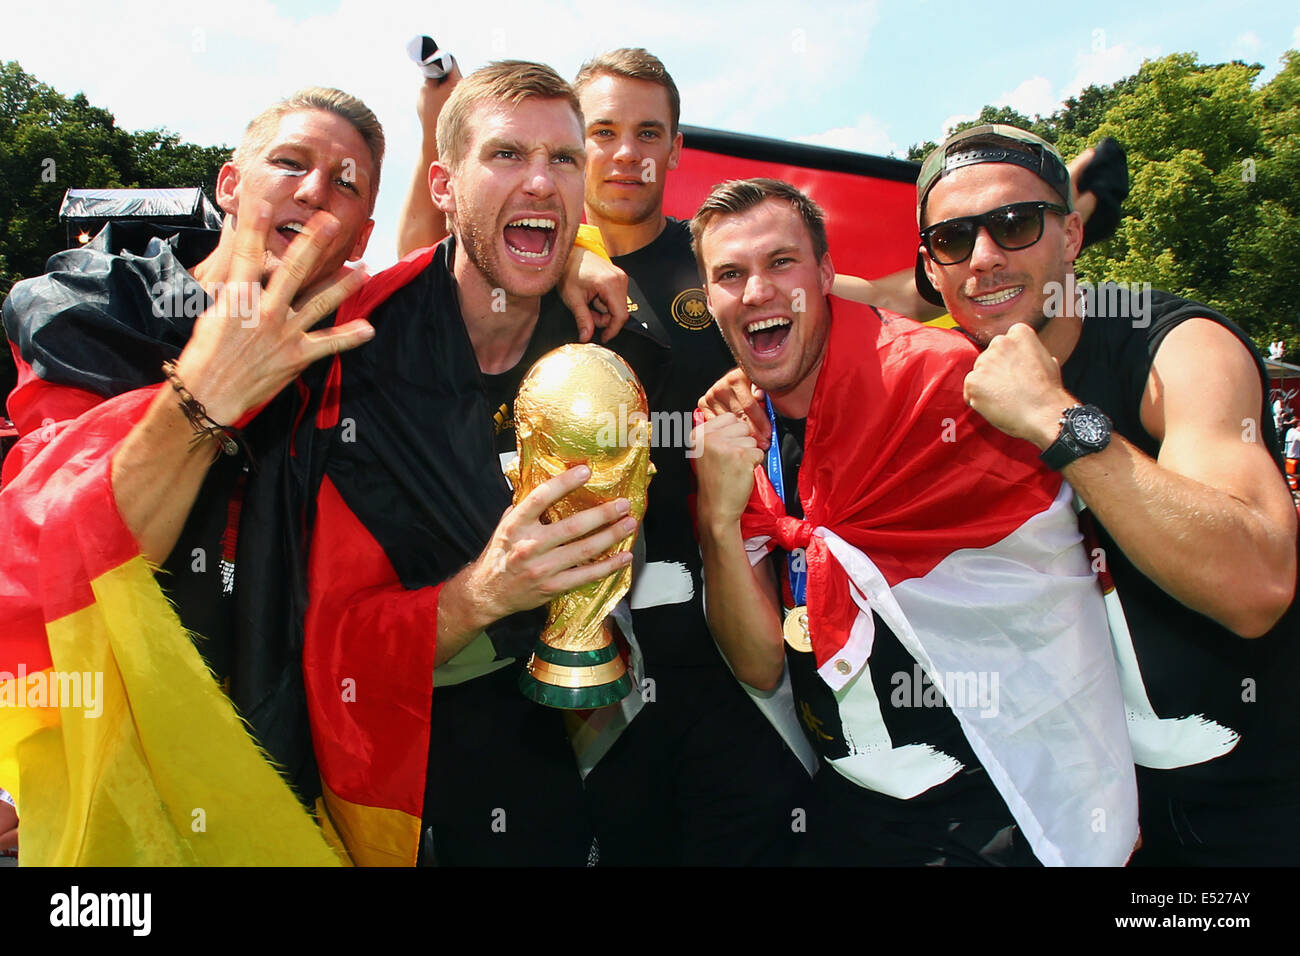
left=3, top=0, right=1296, bottom=269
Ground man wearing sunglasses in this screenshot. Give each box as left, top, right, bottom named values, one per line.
left=921, top=124, right=1300, bottom=865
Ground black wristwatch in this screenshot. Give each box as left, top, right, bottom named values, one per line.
left=1040, top=404, right=1112, bottom=470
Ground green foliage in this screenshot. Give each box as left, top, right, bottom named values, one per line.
left=907, top=51, right=1300, bottom=353
left=0, top=61, right=230, bottom=298
left=906, top=140, right=935, bottom=163
left=1080, top=52, right=1299, bottom=353
left=907, top=105, right=1050, bottom=162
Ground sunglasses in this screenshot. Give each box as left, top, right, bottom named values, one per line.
left=920, top=201, right=1070, bottom=265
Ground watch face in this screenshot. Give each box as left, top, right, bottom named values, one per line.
left=1069, top=408, right=1110, bottom=447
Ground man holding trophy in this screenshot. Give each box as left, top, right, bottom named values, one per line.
left=301, top=61, right=664, bottom=865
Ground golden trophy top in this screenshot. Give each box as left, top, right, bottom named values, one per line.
left=514, top=343, right=650, bottom=468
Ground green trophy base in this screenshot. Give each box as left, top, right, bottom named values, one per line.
left=519, top=642, right=634, bottom=710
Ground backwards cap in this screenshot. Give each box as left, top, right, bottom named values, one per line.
left=916, top=124, right=1072, bottom=223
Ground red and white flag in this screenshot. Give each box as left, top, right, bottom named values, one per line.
left=739, top=298, right=1138, bottom=866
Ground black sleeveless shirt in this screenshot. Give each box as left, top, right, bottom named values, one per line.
left=1061, top=285, right=1300, bottom=805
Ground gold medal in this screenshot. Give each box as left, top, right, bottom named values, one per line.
left=783, top=605, right=812, bottom=653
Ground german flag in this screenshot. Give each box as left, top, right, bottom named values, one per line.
left=0, top=385, right=341, bottom=864
left=298, top=247, right=446, bottom=866
left=0, top=221, right=445, bottom=865
left=666, top=126, right=921, bottom=283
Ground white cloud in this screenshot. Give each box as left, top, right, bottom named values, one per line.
left=996, top=76, right=1058, bottom=119
left=938, top=112, right=980, bottom=139
left=1293, top=23, right=1300, bottom=48
left=797, top=113, right=898, bottom=157
left=972, top=37, right=1161, bottom=136
left=1231, top=31, right=1261, bottom=58
left=675, top=2, right=882, bottom=134
left=1065, top=39, right=1162, bottom=100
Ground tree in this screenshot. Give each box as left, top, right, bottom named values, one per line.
left=129, top=130, right=233, bottom=195
left=1227, top=50, right=1300, bottom=348
left=1081, top=53, right=1298, bottom=352
left=0, top=61, right=229, bottom=299
left=907, top=105, right=1046, bottom=162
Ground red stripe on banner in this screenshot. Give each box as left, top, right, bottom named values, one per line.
left=5, top=343, right=104, bottom=445
left=303, top=476, right=438, bottom=821
left=0, top=604, right=54, bottom=676
left=219, top=470, right=246, bottom=566
left=666, top=147, right=919, bottom=280
left=316, top=354, right=343, bottom=432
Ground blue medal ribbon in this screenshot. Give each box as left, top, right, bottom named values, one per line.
left=764, top=396, right=807, bottom=608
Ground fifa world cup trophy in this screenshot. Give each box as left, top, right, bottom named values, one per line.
left=507, top=344, right=654, bottom=708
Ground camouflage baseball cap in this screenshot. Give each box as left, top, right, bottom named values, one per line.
left=916, top=124, right=1072, bottom=223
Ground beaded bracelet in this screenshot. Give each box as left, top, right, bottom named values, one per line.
left=160, top=361, right=240, bottom=457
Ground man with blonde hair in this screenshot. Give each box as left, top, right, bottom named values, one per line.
left=234, top=87, right=386, bottom=209
left=1, top=88, right=383, bottom=862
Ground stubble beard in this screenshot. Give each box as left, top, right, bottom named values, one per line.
left=456, top=209, right=570, bottom=300
left=456, top=211, right=508, bottom=293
